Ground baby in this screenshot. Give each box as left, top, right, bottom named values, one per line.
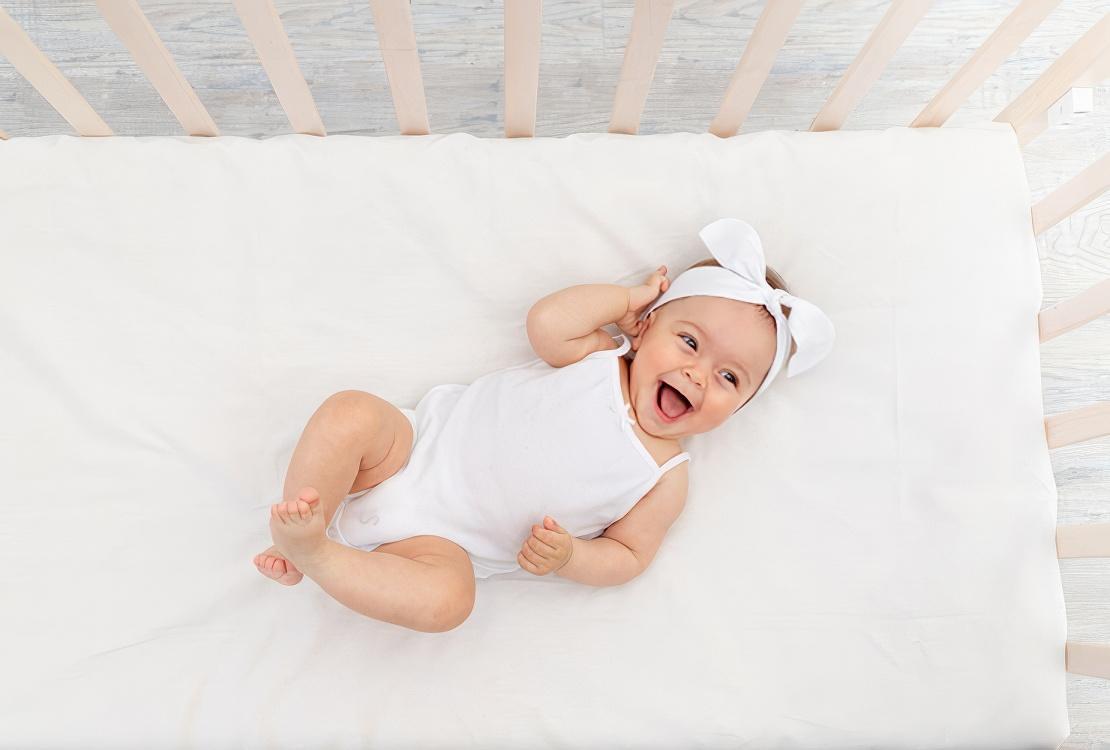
left=252, top=217, right=835, bottom=633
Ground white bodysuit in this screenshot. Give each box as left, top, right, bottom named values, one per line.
left=325, top=333, right=691, bottom=578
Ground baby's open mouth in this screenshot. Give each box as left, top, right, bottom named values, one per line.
left=656, top=380, right=693, bottom=421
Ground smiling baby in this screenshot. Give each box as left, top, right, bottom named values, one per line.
left=252, top=217, right=835, bottom=633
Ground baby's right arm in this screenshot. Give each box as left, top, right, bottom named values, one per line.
left=525, top=284, right=631, bottom=367
left=526, top=267, right=669, bottom=367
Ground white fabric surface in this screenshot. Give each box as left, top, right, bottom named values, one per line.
left=0, top=123, right=1068, bottom=748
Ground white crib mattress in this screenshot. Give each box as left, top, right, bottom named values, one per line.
left=0, top=123, right=1068, bottom=748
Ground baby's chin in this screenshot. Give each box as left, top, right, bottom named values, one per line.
left=641, top=423, right=707, bottom=440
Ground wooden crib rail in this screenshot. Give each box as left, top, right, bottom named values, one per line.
left=1044, top=402, right=1110, bottom=450
left=809, top=0, right=933, bottom=132
left=232, top=0, right=325, bottom=137
left=994, top=12, right=1110, bottom=146
left=0, top=7, right=111, bottom=136
left=610, top=0, right=675, bottom=136
left=1066, top=642, right=1110, bottom=679
left=0, top=2, right=1102, bottom=142
left=1039, top=276, right=1110, bottom=343
left=1035, top=152, right=1110, bottom=341
left=369, top=0, right=428, bottom=136
left=1056, top=513, right=1110, bottom=683
left=505, top=0, right=542, bottom=138
left=708, top=0, right=803, bottom=138
left=1057, top=524, right=1110, bottom=558
left=1032, top=152, right=1110, bottom=236
left=98, top=0, right=218, bottom=137
left=911, top=0, right=1061, bottom=128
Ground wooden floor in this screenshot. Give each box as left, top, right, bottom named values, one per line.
left=2, top=0, right=1109, bottom=744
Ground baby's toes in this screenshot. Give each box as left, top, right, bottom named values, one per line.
left=277, top=498, right=316, bottom=526
left=254, top=554, right=281, bottom=578
left=295, top=498, right=312, bottom=522
left=274, top=501, right=297, bottom=523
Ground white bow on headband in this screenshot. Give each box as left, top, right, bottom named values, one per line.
left=638, top=217, right=836, bottom=406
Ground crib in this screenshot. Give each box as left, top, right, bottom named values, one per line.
left=1, top=1, right=1108, bottom=748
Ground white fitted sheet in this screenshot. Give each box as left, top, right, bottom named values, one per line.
left=0, top=123, right=1068, bottom=748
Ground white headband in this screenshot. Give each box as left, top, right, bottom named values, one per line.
left=639, top=218, right=836, bottom=408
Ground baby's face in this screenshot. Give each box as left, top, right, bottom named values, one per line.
left=628, top=296, right=777, bottom=439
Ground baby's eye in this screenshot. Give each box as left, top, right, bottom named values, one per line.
left=722, top=371, right=738, bottom=386
left=680, top=334, right=697, bottom=350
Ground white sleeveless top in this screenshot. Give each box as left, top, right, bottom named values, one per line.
left=326, top=333, right=691, bottom=579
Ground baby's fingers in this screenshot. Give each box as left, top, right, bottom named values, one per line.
left=518, top=551, right=541, bottom=575
left=527, top=534, right=557, bottom=557
left=518, top=545, right=550, bottom=574
left=531, top=524, right=561, bottom=546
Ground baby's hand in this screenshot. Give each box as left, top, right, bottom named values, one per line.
left=518, top=516, right=574, bottom=575
left=617, top=265, right=670, bottom=339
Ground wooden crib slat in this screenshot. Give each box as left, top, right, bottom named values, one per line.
left=708, top=0, right=804, bottom=138
left=369, top=0, right=429, bottom=136
left=0, top=7, right=112, bottom=136
left=1077, top=40, right=1110, bottom=86
left=1040, top=276, right=1110, bottom=343
left=911, top=0, right=1060, bottom=128
left=1032, top=151, right=1110, bottom=235
left=505, top=0, right=542, bottom=138
left=608, top=0, right=674, bottom=136
left=994, top=12, right=1110, bottom=146
left=1057, top=524, right=1110, bottom=558
left=232, top=0, right=325, bottom=137
left=97, top=0, right=218, bottom=137
left=809, top=0, right=933, bottom=132
left=1044, top=402, right=1110, bottom=449
left=1066, top=642, right=1110, bottom=679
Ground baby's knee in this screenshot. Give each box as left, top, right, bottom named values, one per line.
left=425, top=581, right=476, bottom=633
left=316, top=390, right=379, bottom=436
left=426, top=601, right=474, bottom=633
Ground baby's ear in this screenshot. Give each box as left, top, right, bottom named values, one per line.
left=630, top=312, right=652, bottom=351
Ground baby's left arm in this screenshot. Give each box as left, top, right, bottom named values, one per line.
left=599, top=463, right=688, bottom=572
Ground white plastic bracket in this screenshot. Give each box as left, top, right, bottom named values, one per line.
left=1046, top=87, right=1094, bottom=127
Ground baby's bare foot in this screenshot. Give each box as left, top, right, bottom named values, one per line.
left=253, top=544, right=304, bottom=586
left=269, top=486, right=328, bottom=566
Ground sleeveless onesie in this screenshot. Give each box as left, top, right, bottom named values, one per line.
left=325, top=333, right=691, bottom=578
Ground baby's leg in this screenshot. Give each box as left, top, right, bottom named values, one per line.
left=254, top=390, right=414, bottom=585
left=292, top=532, right=476, bottom=633
left=284, top=389, right=414, bottom=527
